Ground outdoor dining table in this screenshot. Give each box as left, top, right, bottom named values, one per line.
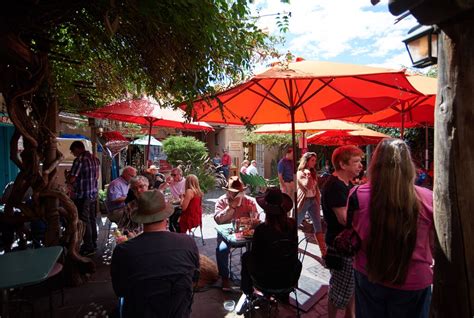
left=0, top=246, right=63, bottom=318
left=215, top=223, right=253, bottom=282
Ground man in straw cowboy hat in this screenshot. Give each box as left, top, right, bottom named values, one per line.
left=111, top=190, right=199, bottom=317
left=214, top=176, right=258, bottom=291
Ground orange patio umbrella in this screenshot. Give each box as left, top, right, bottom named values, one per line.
left=84, top=98, right=213, bottom=166
left=343, top=75, right=436, bottom=168
left=344, top=75, right=437, bottom=137
left=253, top=119, right=362, bottom=134
left=183, top=60, right=422, bottom=212
left=254, top=119, right=362, bottom=152
left=307, top=127, right=390, bottom=146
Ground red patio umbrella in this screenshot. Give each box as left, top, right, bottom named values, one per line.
left=183, top=60, right=422, bottom=212
left=84, top=99, right=213, bottom=166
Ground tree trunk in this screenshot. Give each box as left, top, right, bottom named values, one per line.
left=432, top=16, right=474, bottom=317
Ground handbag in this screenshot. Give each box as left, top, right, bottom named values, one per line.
left=333, top=187, right=361, bottom=257
left=325, top=247, right=344, bottom=270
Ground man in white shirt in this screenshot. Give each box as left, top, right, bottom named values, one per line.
left=164, top=167, right=186, bottom=232
left=245, top=160, right=258, bottom=176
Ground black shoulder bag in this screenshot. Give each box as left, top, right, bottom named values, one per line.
left=333, top=186, right=361, bottom=257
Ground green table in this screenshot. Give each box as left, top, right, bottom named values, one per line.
left=0, top=246, right=63, bottom=317
left=215, top=224, right=253, bottom=282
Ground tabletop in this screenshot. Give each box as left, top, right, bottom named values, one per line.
left=0, top=246, right=63, bottom=290
left=215, top=223, right=252, bottom=248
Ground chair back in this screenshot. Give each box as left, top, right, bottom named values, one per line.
left=251, top=239, right=302, bottom=294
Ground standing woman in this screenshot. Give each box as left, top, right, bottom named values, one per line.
left=179, top=174, right=203, bottom=234
left=296, top=152, right=326, bottom=257
left=352, top=138, right=434, bottom=318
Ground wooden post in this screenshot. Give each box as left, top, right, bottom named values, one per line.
left=431, top=17, right=474, bottom=317
left=44, top=97, right=60, bottom=246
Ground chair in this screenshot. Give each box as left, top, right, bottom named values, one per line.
left=244, top=239, right=302, bottom=317
left=188, top=223, right=205, bottom=245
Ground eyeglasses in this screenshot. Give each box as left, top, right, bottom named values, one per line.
left=171, top=174, right=176, bottom=177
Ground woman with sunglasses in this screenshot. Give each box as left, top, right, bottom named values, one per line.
left=297, top=152, right=327, bottom=257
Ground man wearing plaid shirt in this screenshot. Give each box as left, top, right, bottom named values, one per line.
left=67, top=140, right=101, bottom=256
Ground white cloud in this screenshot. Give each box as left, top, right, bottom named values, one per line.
left=249, top=0, right=418, bottom=68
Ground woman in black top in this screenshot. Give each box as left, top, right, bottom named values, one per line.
left=240, top=188, right=302, bottom=300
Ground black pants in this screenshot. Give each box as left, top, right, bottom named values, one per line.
left=169, top=207, right=182, bottom=233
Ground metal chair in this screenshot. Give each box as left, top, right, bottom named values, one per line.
left=243, top=239, right=302, bottom=317
left=188, top=223, right=205, bottom=245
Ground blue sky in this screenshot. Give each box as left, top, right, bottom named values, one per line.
left=249, top=0, right=417, bottom=69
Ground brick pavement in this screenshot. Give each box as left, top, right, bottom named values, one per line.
left=24, top=188, right=345, bottom=318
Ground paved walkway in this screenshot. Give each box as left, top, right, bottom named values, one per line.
left=21, top=188, right=345, bottom=318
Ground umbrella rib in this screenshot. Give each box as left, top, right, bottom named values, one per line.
left=320, top=79, right=374, bottom=114
left=354, top=75, right=421, bottom=95
left=293, top=79, right=319, bottom=121
left=296, top=79, right=333, bottom=109
left=250, top=80, right=291, bottom=109
left=196, top=81, right=260, bottom=121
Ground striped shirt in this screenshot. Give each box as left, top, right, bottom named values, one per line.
left=70, top=151, right=100, bottom=199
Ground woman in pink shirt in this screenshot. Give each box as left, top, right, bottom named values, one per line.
left=352, top=138, right=434, bottom=318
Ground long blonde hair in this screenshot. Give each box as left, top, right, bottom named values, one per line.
left=367, top=138, right=419, bottom=285
left=185, top=174, right=203, bottom=197
left=298, top=152, right=318, bottom=181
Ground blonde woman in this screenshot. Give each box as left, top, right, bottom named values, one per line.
left=179, top=174, right=204, bottom=233
left=240, top=160, right=250, bottom=174
left=352, top=139, right=433, bottom=318
left=296, top=152, right=326, bottom=257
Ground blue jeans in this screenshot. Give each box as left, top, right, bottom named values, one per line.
left=216, top=234, right=230, bottom=278
left=296, top=197, right=322, bottom=233
left=222, top=165, right=230, bottom=180
left=355, top=270, right=432, bottom=318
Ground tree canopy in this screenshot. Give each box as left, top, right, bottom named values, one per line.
left=1, top=0, right=276, bottom=113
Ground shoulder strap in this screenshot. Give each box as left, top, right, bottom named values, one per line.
left=346, top=186, right=359, bottom=227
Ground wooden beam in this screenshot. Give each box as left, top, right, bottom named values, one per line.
left=432, top=17, right=474, bottom=317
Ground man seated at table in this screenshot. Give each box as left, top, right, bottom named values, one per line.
left=162, top=167, right=186, bottom=232
left=111, top=190, right=200, bottom=318
left=214, top=176, right=258, bottom=291
left=106, top=166, right=137, bottom=213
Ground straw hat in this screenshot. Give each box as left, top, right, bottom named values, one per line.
left=146, top=165, right=159, bottom=174
left=223, top=176, right=246, bottom=193
left=131, top=190, right=174, bottom=224
left=256, top=187, right=293, bottom=215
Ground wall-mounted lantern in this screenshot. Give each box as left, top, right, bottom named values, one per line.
left=403, top=25, right=439, bottom=68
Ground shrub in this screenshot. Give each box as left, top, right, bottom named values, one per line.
left=162, top=136, right=214, bottom=192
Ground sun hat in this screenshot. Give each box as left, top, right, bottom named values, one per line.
left=256, top=187, right=293, bottom=215
left=223, top=176, right=247, bottom=193
left=131, top=190, right=174, bottom=224
left=146, top=165, right=159, bottom=174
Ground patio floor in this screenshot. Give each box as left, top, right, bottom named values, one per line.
left=6, top=188, right=347, bottom=318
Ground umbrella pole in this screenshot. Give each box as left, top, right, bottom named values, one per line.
left=290, top=109, right=298, bottom=219
left=425, top=125, right=429, bottom=170
left=146, top=122, right=153, bottom=168
left=400, top=102, right=405, bottom=139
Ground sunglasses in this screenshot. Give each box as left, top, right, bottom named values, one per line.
left=171, top=174, right=176, bottom=176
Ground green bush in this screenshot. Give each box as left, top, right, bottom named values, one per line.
left=162, top=136, right=214, bottom=192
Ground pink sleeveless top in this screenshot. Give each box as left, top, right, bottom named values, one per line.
left=352, top=183, right=434, bottom=290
